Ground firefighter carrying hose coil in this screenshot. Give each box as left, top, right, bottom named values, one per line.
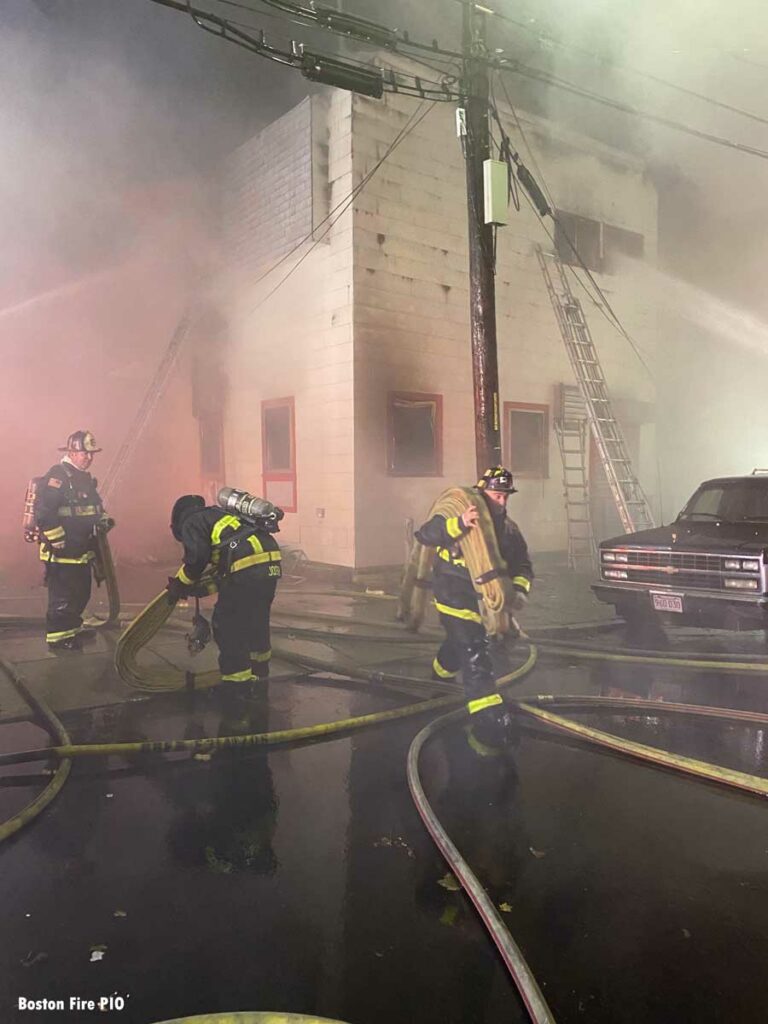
left=415, top=466, right=533, bottom=753
left=33, top=431, right=114, bottom=652
left=167, top=488, right=284, bottom=689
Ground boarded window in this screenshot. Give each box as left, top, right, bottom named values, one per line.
left=261, top=398, right=297, bottom=512
left=199, top=415, right=224, bottom=477
left=505, top=403, right=549, bottom=478
left=387, top=393, right=443, bottom=477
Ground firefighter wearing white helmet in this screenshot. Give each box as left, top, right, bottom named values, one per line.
left=415, top=466, right=534, bottom=753
left=36, top=431, right=110, bottom=651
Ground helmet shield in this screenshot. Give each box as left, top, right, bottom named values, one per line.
left=59, top=430, right=102, bottom=453
left=476, top=466, right=517, bottom=494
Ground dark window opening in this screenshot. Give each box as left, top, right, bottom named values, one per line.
left=555, top=209, right=645, bottom=275
left=199, top=415, right=224, bottom=477
left=603, top=224, right=644, bottom=271
left=261, top=397, right=297, bottom=513
left=263, top=405, right=293, bottom=472
left=387, top=393, right=443, bottom=477
left=505, top=403, right=549, bottom=478
left=555, top=210, right=602, bottom=272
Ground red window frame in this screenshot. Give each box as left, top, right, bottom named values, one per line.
left=386, top=391, right=443, bottom=478
left=504, top=401, right=549, bottom=479
left=261, top=396, right=297, bottom=513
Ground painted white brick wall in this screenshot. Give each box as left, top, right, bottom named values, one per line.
left=351, top=91, right=658, bottom=567
left=222, top=80, right=658, bottom=569
left=223, top=91, right=358, bottom=566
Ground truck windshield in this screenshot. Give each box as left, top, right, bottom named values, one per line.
left=679, top=480, right=768, bottom=522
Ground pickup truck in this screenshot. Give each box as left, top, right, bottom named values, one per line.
left=592, top=473, right=768, bottom=629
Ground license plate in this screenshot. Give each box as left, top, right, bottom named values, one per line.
left=651, top=592, right=683, bottom=613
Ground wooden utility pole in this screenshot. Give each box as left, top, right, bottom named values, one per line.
left=462, top=1, right=502, bottom=475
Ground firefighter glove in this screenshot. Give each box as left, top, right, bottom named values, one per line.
left=510, top=590, right=528, bottom=611
left=166, top=575, right=192, bottom=605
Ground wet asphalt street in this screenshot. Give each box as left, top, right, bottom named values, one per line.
left=1, top=584, right=768, bottom=1023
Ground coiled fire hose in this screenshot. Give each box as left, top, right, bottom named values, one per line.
left=398, top=486, right=512, bottom=635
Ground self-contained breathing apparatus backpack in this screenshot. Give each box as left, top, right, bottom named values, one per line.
left=185, top=487, right=284, bottom=656
left=214, top=486, right=284, bottom=576
left=22, top=477, right=43, bottom=543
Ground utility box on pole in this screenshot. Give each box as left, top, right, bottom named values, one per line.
left=483, top=159, right=508, bottom=225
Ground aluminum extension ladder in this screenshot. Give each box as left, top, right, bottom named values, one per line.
left=555, top=384, right=598, bottom=570
left=100, top=307, right=197, bottom=503
left=537, top=246, right=655, bottom=535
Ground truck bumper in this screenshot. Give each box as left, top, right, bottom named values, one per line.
left=591, top=582, right=768, bottom=628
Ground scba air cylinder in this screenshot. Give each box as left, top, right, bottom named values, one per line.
left=217, top=487, right=284, bottom=530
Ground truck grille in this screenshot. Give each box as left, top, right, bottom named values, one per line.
left=600, top=547, right=764, bottom=592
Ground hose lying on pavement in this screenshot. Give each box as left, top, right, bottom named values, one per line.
left=519, top=696, right=768, bottom=798
left=0, top=648, right=539, bottom=770
left=152, top=1015, right=351, bottom=1024
left=408, top=709, right=557, bottom=1024
left=535, top=639, right=768, bottom=674
left=0, top=658, right=72, bottom=842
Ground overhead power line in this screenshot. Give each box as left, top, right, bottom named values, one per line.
left=499, top=59, right=768, bottom=161
left=146, top=0, right=460, bottom=100
left=492, top=71, right=653, bottom=378
left=173, top=0, right=768, bottom=163
left=485, top=2, right=768, bottom=130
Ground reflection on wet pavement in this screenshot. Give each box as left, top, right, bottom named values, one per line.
left=1, top=600, right=768, bottom=1022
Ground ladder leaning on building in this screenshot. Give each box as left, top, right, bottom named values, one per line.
left=536, top=246, right=655, bottom=556
left=554, top=384, right=597, bottom=571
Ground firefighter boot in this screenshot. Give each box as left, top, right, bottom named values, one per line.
left=48, top=634, right=83, bottom=653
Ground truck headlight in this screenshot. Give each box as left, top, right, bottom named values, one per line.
left=603, top=569, right=628, bottom=580
left=724, top=578, right=759, bottom=590
left=724, top=559, right=741, bottom=570
left=602, top=552, right=616, bottom=562
left=614, top=553, right=629, bottom=563
left=741, top=559, right=761, bottom=572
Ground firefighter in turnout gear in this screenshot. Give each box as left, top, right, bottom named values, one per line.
left=37, top=431, right=109, bottom=651
left=415, top=466, right=533, bottom=753
left=168, top=493, right=283, bottom=686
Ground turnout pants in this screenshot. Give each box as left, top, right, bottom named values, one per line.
left=212, top=573, right=277, bottom=683
left=431, top=575, right=494, bottom=702
left=432, top=573, right=512, bottom=753
left=45, top=562, right=92, bottom=644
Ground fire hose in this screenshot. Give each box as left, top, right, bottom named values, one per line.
left=6, top=594, right=768, bottom=1024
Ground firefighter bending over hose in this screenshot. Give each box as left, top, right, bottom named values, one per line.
left=166, top=489, right=284, bottom=688
left=415, top=466, right=533, bottom=752
left=34, top=431, right=114, bottom=651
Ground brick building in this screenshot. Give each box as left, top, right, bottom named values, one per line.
left=217, top=85, right=659, bottom=569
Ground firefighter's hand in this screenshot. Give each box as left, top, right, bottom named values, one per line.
left=510, top=590, right=528, bottom=611
left=166, top=576, right=192, bottom=605
left=98, top=515, right=116, bottom=532
left=461, top=505, right=480, bottom=529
